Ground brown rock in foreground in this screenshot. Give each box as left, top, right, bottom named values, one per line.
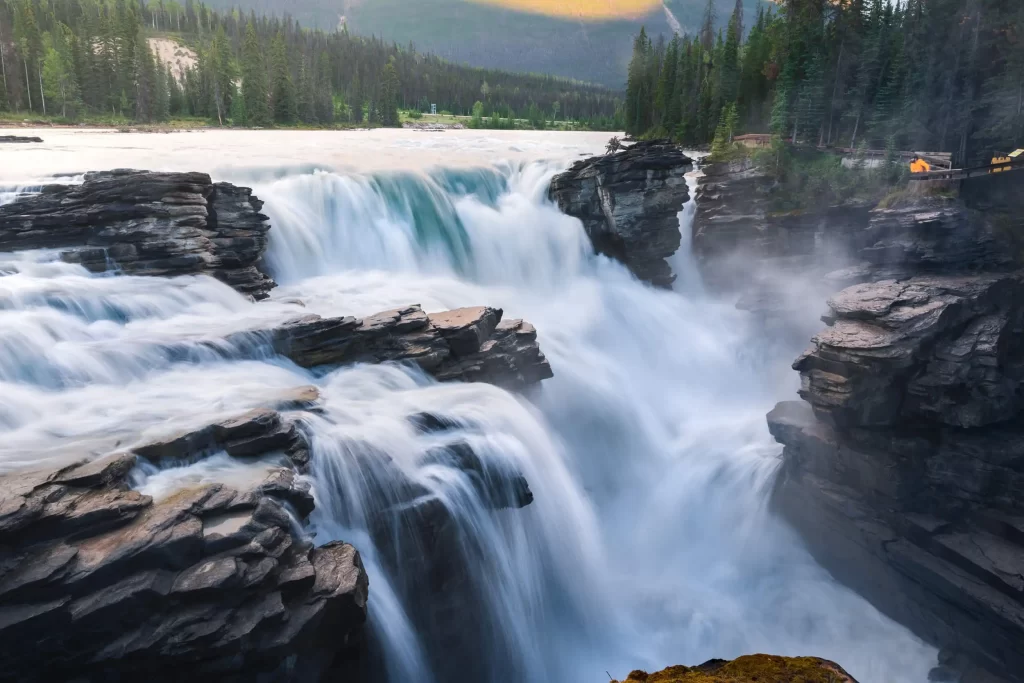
left=613, top=655, right=857, bottom=682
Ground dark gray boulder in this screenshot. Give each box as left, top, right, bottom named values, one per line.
left=549, top=140, right=693, bottom=287
left=0, top=169, right=275, bottom=299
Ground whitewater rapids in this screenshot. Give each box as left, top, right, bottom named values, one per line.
left=0, top=147, right=937, bottom=681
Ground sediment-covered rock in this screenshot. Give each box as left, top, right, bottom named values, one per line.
left=549, top=140, right=693, bottom=287
left=0, top=448, right=367, bottom=682
left=612, top=655, right=857, bottom=682
left=771, top=272, right=1024, bottom=683
left=0, top=169, right=275, bottom=299
left=249, top=304, right=553, bottom=391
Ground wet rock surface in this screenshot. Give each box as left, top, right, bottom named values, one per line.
left=549, top=140, right=693, bottom=287
left=770, top=272, right=1024, bottom=683
left=612, top=655, right=858, bottom=682
left=0, top=169, right=275, bottom=299
left=0, top=446, right=367, bottom=682
left=248, top=304, right=553, bottom=391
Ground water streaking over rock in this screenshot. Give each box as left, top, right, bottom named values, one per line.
left=0, top=152, right=936, bottom=682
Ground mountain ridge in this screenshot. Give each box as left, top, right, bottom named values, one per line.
left=203, top=0, right=765, bottom=87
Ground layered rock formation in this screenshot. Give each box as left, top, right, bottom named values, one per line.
left=225, top=304, right=552, bottom=391
left=0, top=169, right=275, bottom=299
left=549, top=140, right=693, bottom=287
left=613, top=655, right=857, bottom=683
left=0, top=444, right=367, bottom=681
left=770, top=272, right=1024, bottom=683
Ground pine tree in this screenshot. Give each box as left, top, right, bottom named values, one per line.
left=624, top=27, right=651, bottom=135
left=240, top=21, right=269, bottom=126
left=378, top=56, right=400, bottom=127
left=271, top=31, right=296, bottom=124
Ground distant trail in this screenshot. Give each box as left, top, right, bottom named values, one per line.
left=662, top=1, right=684, bottom=34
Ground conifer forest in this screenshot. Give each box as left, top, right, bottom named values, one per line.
left=626, top=0, right=1024, bottom=165
left=0, top=0, right=623, bottom=128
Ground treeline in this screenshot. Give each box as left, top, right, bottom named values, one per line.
left=627, top=0, right=1024, bottom=165
left=0, top=0, right=622, bottom=128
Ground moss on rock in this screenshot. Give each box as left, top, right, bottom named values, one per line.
left=614, top=654, right=857, bottom=683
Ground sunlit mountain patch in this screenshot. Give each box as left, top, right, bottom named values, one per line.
left=467, top=0, right=662, bottom=20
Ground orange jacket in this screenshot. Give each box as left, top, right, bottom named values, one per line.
left=910, top=159, right=931, bottom=173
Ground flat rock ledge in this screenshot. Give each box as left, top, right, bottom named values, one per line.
left=771, top=271, right=1024, bottom=683
left=549, top=140, right=693, bottom=287
left=0, top=169, right=275, bottom=299
left=613, top=655, right=857, bottom=682
left=231, top=304, right=553, bottom=391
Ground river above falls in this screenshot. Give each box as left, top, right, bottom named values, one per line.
left=0, top=127, right=614, bottom=181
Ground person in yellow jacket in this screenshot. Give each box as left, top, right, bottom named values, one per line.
left=909, top=156, right=931, bottom=173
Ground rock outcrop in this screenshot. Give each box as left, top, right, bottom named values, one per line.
left=233, top=304, right=553, bottom=391
left=770, top=272, right=1024, bottom=683
left=0, top=449, right=367, bottom=682
left=549, top=140, right=693, bottom=287
left=0, top=169, right=275, bottom=299
left=692, top=159, right=1018, bottom=316
left=0, top=135, right=43, bottom=143
left=612, top=655, right=857, bottom=683
left=0, top=393, right=540, bottom=683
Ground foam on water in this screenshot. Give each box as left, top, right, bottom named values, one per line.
left=0, top=156, right=937, bottom=682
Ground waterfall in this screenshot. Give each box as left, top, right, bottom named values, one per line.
left=0, top=161, right=937, bottom=682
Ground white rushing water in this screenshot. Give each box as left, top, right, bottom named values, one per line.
left=0, top=139, right=937, bottom=681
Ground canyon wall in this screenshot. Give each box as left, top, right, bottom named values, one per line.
left=692, top=157, right=1024, bottom=683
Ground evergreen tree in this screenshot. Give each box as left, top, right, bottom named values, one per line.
left=240, top=21, right=269, bottom=126
left=270, top=31, right=296, bottom=124
left=378, top=56, right=400, bottom=127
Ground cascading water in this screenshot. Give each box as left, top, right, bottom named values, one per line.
left=0, top=158, right=938, bottom=682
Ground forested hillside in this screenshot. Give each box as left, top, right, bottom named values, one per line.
left=199, top=0, right=765, bottom=87
left=0, top=0, right=622, bottom=127
left=627, top=0, right=1024, bottom=165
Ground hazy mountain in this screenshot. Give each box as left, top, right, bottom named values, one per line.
left=202, top=0, right=766, bottom=87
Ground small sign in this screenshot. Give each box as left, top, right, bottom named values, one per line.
left=431, top=104, right=437, bottom=115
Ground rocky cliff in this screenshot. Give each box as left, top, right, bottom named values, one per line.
left=549, top=140, right=693, bottom=287
left=0, top=170, right=276, bottom=299
left=693, top=154, right=1024, bottom=681
left=692, top=159, right=1017, bottom=314
left=769, top=272, right=1024, bottom=683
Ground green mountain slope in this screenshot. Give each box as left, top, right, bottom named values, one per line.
left=203, top=0, right=766, bottom=87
